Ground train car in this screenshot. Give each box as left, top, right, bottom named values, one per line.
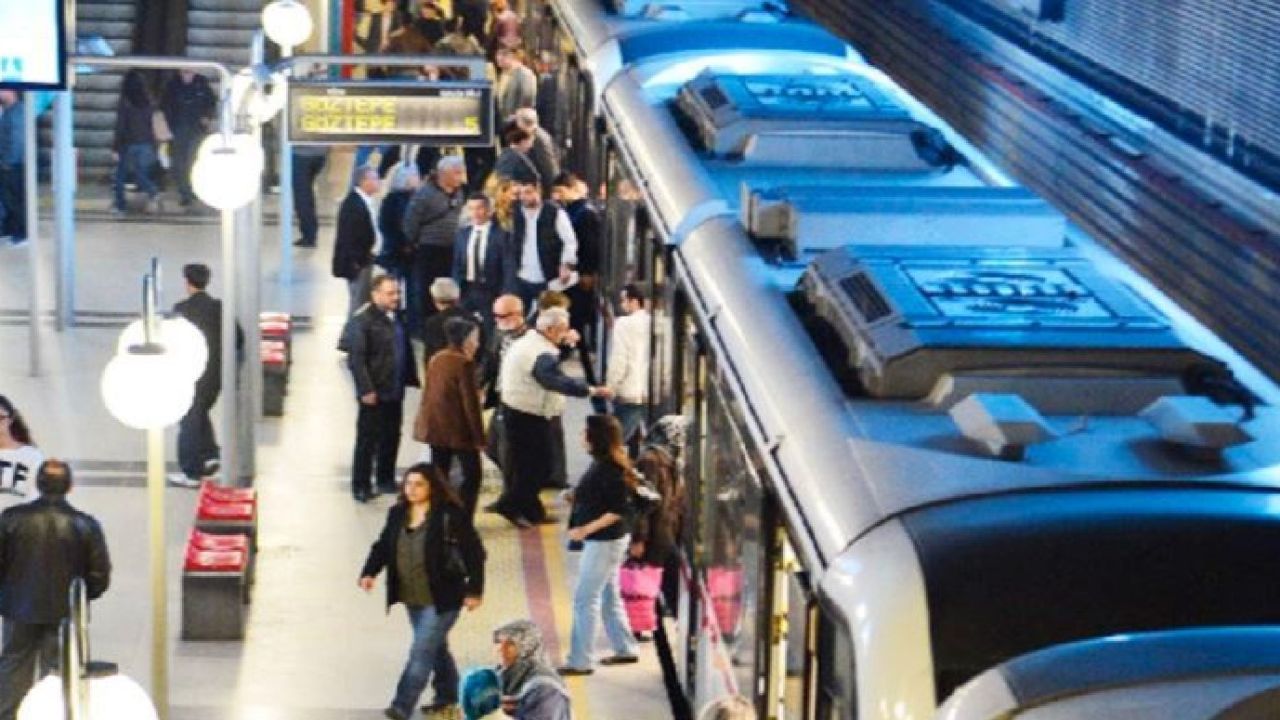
left=515, top=1, right=1280, bottom=717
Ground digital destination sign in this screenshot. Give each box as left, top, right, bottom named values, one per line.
left=288, top=81, right=493, bottom=146
left=0, top=0, right=69, bottom=89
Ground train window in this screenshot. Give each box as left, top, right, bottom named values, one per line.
left=699, top=374, right=766, bottom=707
left=647, top=244, right=674, bottom=416
left=816, top=611, right=857, bottom=720
left=603, top=150, right=646, bottom=294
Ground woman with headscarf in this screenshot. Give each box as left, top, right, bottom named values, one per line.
left=0, top=395, right=42, bottom=499
left=492, top=620, right=571, bottom=719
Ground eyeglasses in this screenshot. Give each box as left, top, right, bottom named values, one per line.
left=493, top=312, right=517, bottom=319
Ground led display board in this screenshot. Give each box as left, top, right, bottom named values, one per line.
left=288, top=81, right=493, bottom=146
left=0, top=0, right=69, bottom=89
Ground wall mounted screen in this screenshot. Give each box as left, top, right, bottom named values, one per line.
left=0, top=0, right=68, bottom=89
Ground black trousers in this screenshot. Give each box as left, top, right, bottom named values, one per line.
left=494, top=406, right=552, bottom=522
left=0, top=165, right=25, bottom=239
left=431, top=446, right=482, bottom=519
left=352, top=399, right=404, bottom=495
left=171, top=129, right=201, bottom=203
left=0, top=619, right=59, bottom=720
left=177, top=381, right=220, bottom=479
left=292, top=152, right=328, bottom=244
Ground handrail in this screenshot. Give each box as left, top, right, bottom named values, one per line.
left=61, top=577, right=89, bottom=720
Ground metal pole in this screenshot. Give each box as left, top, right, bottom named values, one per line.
left=54, top=91, right=76, bottom=331
left=60, top=578, right=88, bottom=720
left=278, top=46, right=294, bottom=309
left=24, top=95, right=40, bottom=377
left=147, top=424, right=168, bottom=720
left=220, top=209, right=239, bottom=488
left=236, top=199, right=260, bottom=483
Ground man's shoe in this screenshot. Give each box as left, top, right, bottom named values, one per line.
left=383, top=707, right=408, bottom=720
left=354, top=489, right=373, bottom=503
left=600, top=654, right=639, bottom=666
left=203, top=458, right=221, bottom=474
left=293, top=239, right=316, bottom=248
left=167, top=473, right=201, bottom=489
left=420, top=701, right=460, bottom=715
left=556, top=665, right=593, bottom=676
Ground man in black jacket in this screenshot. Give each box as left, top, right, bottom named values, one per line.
left=0, top=460, right=111, bottom=719
left=170, top=263, right=241, bottom=488
left=333, top=167, right=383, bottom=316
left=551, top=172, right=604, bottom=404
left=161, top=70, right=216, bottom=208
left=349, top=275, right=420, bottom=502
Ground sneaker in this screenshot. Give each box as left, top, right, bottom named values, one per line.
left=203, top=458, right=221, bottom=474
left=166, top=473, right=201, bottom=489
left=111, top=208, right=126, bottom=219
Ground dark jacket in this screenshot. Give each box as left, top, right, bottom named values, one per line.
left=403, top=178, right=465, bottom=249
left=378, top=188, right=415, bottom=274
left=562, top=198, right=602, bottom=276
left=422, top=305, right=477, bottom=363
left=511, top=204, right=571, bottom=284
left=0, top=496, right=112, bottom=624
left=361, top=501, right=486, bottom=611
left=414, top=349, right=485, bottom=449
left=161, top=74, right=216, bottom=135
left=173, top=291, right=245, bottom=392
left=631, top=445, right=684, bottom=565
left=528, top=128, right=560, bottom=195
left=348, top=305, right=420, bottom=399
left=480, top=325, right=527, bottom=409
left=113, top=101, right=156, bottom=152
left=569, top=460, right=632, bottom=542
left=332, top=190, right=377, bottom=280
left=493, top=147, right=540, bottom=186
left=451, top=222, right=513, bottom=293
left=0, top=99, right=24, bottom=167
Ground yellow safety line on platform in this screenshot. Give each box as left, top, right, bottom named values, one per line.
left=541, top=520, right=594, bottom=718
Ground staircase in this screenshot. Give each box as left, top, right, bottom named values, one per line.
left=187, top=0, right=264, bottom=69
left=69, top=0, right=139, bottom=180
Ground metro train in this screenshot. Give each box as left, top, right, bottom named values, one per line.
left=507, top=1, right=1280, bottom=717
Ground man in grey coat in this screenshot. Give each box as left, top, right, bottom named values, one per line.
left=495, top=48, right=537, bottom=124
left=403, top=156, right=467, bottom=334
left=513, top=108, right=560, bottom=195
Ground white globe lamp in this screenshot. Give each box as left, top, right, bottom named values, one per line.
left=262, top=0, right=314, bottom=50
left=191, top=132, right=264, bottom=210
left=18, top=672, right=159, bottom=720
left=101, top=348, right=195, bottom=431
left=117, top=317, right=209, bottom=383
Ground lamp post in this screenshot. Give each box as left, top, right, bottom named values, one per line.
left=262, top=0, right=315, bottom=308
left=99, top=263, right=207, bottom=720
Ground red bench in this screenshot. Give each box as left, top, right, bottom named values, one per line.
left=182, top=533, right=249, bottom=640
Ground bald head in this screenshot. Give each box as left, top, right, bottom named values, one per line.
left=492, top=294, right=525, bottom=331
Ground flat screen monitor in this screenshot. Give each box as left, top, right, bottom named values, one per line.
left=0, top=0, right=69, bottom=89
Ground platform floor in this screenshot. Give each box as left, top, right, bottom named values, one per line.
left=0, top=161, right=672, bottom=718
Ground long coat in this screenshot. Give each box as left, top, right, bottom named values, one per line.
left=414, top=348, right=485, bottom=449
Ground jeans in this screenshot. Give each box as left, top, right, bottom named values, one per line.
left=0, top=620, right=59, bottom=720
left=613, top=403, right=646, bottom=446
left=567, top=535, right=638, bottom=668
left=178, top=381, right=220, bottom=479
left=113, top=143, right=159, bottom=211
left=352, top=398, right=403, bottom=495
left=391, top=605, right=461, bottom=717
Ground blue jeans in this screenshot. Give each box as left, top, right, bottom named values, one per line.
left=113, top=143, right=159, bottom=211
left=613, top=403, right=646, bottom=444
left=392, top=605, right=461, bottom=716
left=567, top=535, right=638, bottom=668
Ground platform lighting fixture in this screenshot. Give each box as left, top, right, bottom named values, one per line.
left=190, top=132, right=265, bottom=211
left=262, top=0, right=314, bottom=50
left=117, top=316, right=209, bottom=384
left=18, top=671, right=158, bottom=720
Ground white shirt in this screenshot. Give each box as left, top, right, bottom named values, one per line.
left=0, top=445, right=44, bottom=498
left=356, top=186, right=383, bottom=256
left=517, top=205, right=579, bottom=283
left=607, top=308, right=651, bottom=403
left=466, top=222, right=490, bottom=282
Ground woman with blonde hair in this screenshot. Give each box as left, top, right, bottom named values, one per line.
left=486, top=175, right=519, bottom=231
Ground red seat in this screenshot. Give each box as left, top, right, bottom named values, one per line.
left=260, top=321, right=290, bottom=338
left=263, top=349, right=287, bottom=366
left=197, top=498, right=255, bottom=522
left=189, top=529, right=250, bottom=553
left=184, top=547, right=247, bottom=573
left=199, top=480, right=257, bottom=504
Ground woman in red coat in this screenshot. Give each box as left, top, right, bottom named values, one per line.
left=414, top=317, right=486, bottom=517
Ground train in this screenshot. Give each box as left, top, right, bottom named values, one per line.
left=506, top=0, right=1280, bottom=717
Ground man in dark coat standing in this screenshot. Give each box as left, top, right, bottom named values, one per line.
left=333, top=167, right=383, bottom=316
left=551, top=172, right=604, bottom=403
left=0, top=460, right=111, bottom=719
left=403, top=156, right=467, bottom=334
left=452, top=193, right=512, bottom=323
left=170, top=263, right=241, bottom=488
left=348, top=275, right=420, bottom=502
left=161, top=70, right=216, bottom=208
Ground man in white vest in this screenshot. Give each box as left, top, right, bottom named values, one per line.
left=494, top=307, right=611, bottom=527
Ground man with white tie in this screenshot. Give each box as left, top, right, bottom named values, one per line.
left=452, top=194, right=512, bottom=322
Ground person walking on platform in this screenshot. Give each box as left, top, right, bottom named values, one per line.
left=291, top=144, right=329, bottom=247
left=333, top=167, right=384, bottom=316
left=160, top=70, right=216, bottom=209
left=607, top=283, right=651, bottom=445
left=360, top=464, right=486, bottom=720
left=492, top=128, right=542, bottom=189
left=494, top=307, right=611, bottom=527
left=480, top=294, right=527, bottom=502
left=348, top=276, right=420, bottom=502
left=512, top=109, right=559, bottom=196
left=511, top=182, right=578, bottom=310
left=404, top=156, right=468, bottom=333
left=551, top=172, right=604, bottom=404
left=414, top=318, right=486, bottom=518
left=0, top=460, right=112, bottom=720
left=453, top=193, right=512, bottom=322
left=0, top=397, right=41, bottom=499
left=559, top=414, right=641, bottom=675
left=111, top=70, right=162, bottom=217
left=492, top=620, right=571, bottom=719
left=169, top=263, right=241, bottom=488
left=0, top=91, right=28, bottom=245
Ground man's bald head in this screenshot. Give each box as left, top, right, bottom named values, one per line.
left=492, top=294, right=525, bottom=331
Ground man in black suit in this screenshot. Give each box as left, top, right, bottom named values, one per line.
left=169, top=264, right=240, bottom=488
left=452, top=194, right=512, bottom=325
left=347, top=275, right=419, bottom=502
left=332, top=167, right=383, bottom=316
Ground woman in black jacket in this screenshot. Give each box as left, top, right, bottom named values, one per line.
left=112, top=70, right=161, bottom=216
left=559, top=414, right=641, bottom=675
left=360, top=463, right=487, bottom=720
